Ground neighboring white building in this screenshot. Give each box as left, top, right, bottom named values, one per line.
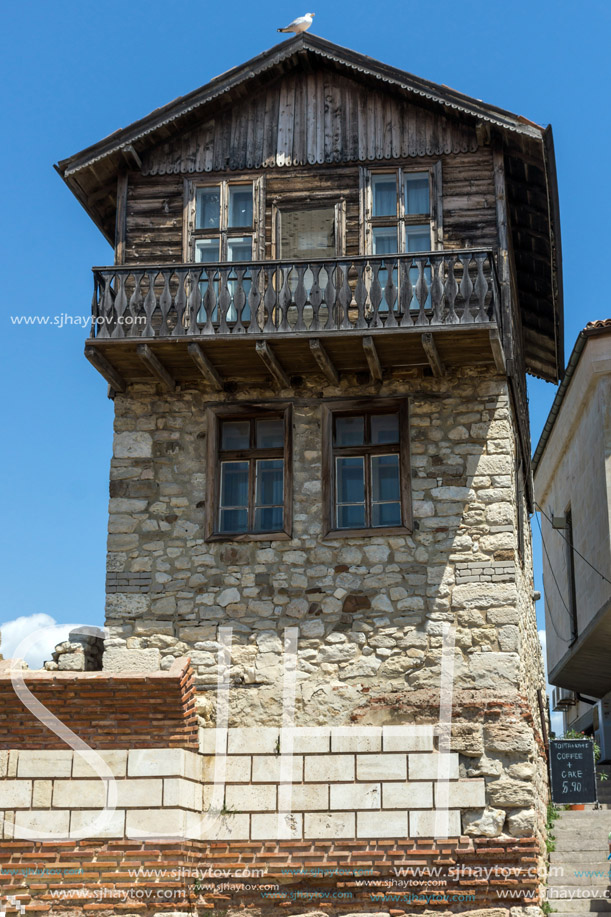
left=533, top=320, right=611, bottom=756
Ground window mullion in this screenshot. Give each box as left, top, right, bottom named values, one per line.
left=364, top=451, right=372, bottom=528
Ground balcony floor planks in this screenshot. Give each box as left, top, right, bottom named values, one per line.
left=86, top=325, right=500, bottom=387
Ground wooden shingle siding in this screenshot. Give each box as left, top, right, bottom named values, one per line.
left=141, top=69, right=479, bottom=176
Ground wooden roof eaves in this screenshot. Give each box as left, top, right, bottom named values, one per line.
left=543, top=125, right=565, bottom=381
left=56, top=34, right=544, bottom=179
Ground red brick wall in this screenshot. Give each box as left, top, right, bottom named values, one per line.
left=0, top=836, right=540, bottom=914
left=0, top=659, right=197, bottom=751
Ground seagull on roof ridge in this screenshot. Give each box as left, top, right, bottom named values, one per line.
left=278, top=12, right=315, bottom=34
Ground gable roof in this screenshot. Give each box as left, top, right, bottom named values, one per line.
left=55, top=33, right=563, bottom=383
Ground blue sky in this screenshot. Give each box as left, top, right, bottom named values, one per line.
left=0, top=0, right=609, bottom=679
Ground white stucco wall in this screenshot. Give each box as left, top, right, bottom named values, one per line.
left=534, top=333, right=611, bottom=675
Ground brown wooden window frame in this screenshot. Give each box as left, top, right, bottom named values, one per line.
left=321, top=398, right=412, bottom=538
left=272, top=198, right=346, bottom=260
left=184, top=176, right=265, bottom=263
left=360, top=163, right=442, bottom=256
left=205, top=403, right=292, bottom=542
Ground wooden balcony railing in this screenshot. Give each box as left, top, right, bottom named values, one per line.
left=90, top=250, right=501, bottom=341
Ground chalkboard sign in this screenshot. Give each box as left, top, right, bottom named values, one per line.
left=550, top=739, right=597, bottom=804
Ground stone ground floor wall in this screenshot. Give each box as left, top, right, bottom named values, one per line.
left=103, top=370, right=545, bottom=733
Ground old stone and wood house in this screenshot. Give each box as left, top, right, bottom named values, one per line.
left=0, top=34, right=562, bottom=915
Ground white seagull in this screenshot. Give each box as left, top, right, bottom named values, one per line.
left=278, top=12, right=315, bottom=33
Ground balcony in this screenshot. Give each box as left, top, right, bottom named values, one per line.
left=85, top=250, right=506, bottom=391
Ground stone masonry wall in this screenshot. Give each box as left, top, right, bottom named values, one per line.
left=104, top=368, right=542, bottom=720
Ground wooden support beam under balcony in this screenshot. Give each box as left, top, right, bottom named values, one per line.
left=137, top=344, right=176, bottom=392
left=187, top=343, right=224, bottom=391
left=362, top=336, right=383, bottom=382
left=421, top=332, right=445, bottom=377
left=84, top=345, right=126, bottom=392
left=255, top=341, right=290, bottom=389
left=309, top=338, right=339, bottom=386
left=84, top=250, right=508, bottom=388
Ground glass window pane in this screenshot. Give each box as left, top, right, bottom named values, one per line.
left=372, top=226, right=398, bottom=255
left=372, top=502, right=401, bottom=527
left=279, top=206, right=336, bottom=259
left=221, top=421, right=250, bottom=450
left=371, top=454, right=400, bottom=502
left=405, top=172, right=430, bottom=215
left=256, top=418, right=284, bottom=448
left=255, top=459, right=284, bottom=507
left=406, top=225, right=430, bottom=253
left=196, top=187, right=220, bottom=230
left=336, top=456, right=365, bottom=504
left=335, top=416, right=365, bottom=446
left=255, top=506, right=284, bottom=532
left=219, top=508, right=248, bottom=533
left=219, top=461, right=249, bottom=509
left=195, top=239, right=220, bottom=263
left=229, top=186, right=253, bottom=227
left=227, top=236, right=252, bottom=262
left=337, top=504, right=366, bottom=529
left=371, top=413, right=400, bottom=444
left=372, top=175, right=397, bottom=217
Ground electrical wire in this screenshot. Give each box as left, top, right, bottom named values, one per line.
left=535, top=502, right=611, bottom=587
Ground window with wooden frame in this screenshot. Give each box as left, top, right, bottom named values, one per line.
left=273, top=199, right=346, bottom=260
left=361, top=165, right=441, bottom=256
left=186, top=178, right=264, bottom=264
left=206, top=406, right=292, bottom=541
left=322, top=400, right=412, bottom=537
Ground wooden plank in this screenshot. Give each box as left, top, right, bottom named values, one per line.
left=421, top=332, right=445, bottom=377
left=137, top=343, right=176, bottom=391
left=188, top=342, right=224, bottom=390
left=121, top=144, right=142, bottom=170
left=362, top=335, right=383, bottom=382
left=85, top=346, right=127, bottom=392
left=114, top=171, right=128, bottom=266
left=255, top=340, right=290, bottom=388
left=310, top=338, right=339, bottom=385
left=489, top=328, right=507, bottom=373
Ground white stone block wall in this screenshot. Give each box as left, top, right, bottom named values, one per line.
left=0, top=731, right=490, bottom=842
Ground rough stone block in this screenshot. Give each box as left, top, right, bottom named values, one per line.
left=409, top=809, right=461, bottom=838
left=126, top=808, right=187, bottom=838
left=251, top=812, right=302, bottom=840
left=357, top=754, right=406, bottom=781
left=128, top=749, right=186, bottom=777
left=358, top=810, right=407, bottom=838
left=70, top=809, right=126, bottom=838
left=17, top=751, right=73, bottom=779
left=484, top=722, right=534, bottom=754
left=14, top=810, right=70, bottom=839
left=382, top=781, right=433, bottom=809
left=462, top=806, right=506, bottom=837
left=163, top=779, right=202, bottom=811
left=0, top=781, right=32, bottom=808
left=442, top=779, right=486, bottom=808
left=72, top=750, right=128, bottom=779
left=331, top=727, right=381, bottom=752
left=252, top=755, right=303, bottom=783
left=287, top=784, right=329, bottom=811
left=304, top=812, right=355, bottom=839
left=203, top=755, right=251, bottom=783
left=305, top=755, right=355, bottom=783
left=225, top=784, right=277, bottom=812
left=114, top=432, right=153, bottom=458
left=408, top=753, right=459, bottom=780
left=382, top=727, right=434, bottom=752
left=103, top=647, right=160, bottom=672
left=227, top=728, right=280, bottom=755
left=330, top=783, right=381, bottom=810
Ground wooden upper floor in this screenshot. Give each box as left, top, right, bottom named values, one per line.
left=56, top=34, right=563, bottom=387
